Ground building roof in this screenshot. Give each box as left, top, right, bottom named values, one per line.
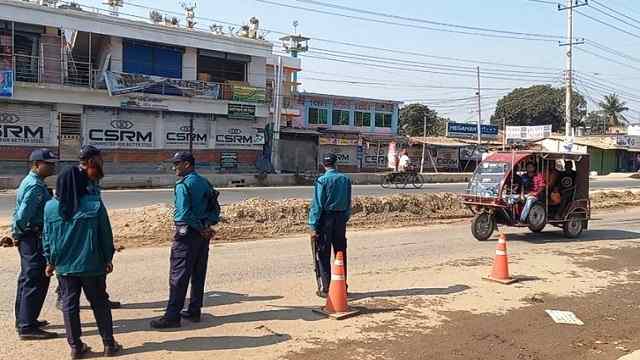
left=299, top=92, right=403, bottom=105
left=541, top=135, right=622, bottom=150
left=409, top=136, right=503, bottom=147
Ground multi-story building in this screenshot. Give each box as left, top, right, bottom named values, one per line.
left=0, top=1, right=271, bottom=174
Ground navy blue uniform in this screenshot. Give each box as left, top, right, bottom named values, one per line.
left=13, top=171, right=52, bottom=332
left=308, top=169, right=352, bottom=293
left=165, top=171, right=219, bottom=321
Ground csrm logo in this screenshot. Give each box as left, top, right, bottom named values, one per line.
left=0, top=112, right=20, bottom=124
left=227, top=128, right=242, bottom=135
left=110, top=119, right=134, bottom=129
left=179, top=126, right=192, bottom=132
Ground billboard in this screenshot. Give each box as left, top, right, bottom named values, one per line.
left=447, top=122, right=498, bottom=140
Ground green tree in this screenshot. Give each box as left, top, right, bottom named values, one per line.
left=399, top=103, right=446, bottom=137
left=584, top=111, right=607, bottom=135
left=490, top=85, right=586, bottom=133
left=598, top=94, right=629, bottom=129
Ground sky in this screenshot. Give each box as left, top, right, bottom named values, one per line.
left=77, top=0, right=640, bottom=124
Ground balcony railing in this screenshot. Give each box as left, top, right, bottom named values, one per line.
left=1, top=53, right=270, bottom=104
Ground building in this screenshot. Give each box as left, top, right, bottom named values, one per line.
left=0, top=1, right=271, bottom=174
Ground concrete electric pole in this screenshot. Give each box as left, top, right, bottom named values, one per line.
left=476, top=66, right=482, bottom=144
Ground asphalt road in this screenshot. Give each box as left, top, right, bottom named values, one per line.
left=1, top=207, right=639, bottom=359
left=0, top=178, right=638, bottom=218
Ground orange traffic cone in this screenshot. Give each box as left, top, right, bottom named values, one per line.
left=313, top=251, right=360, bottom=319
left=483, top=233, right=518, bottom=284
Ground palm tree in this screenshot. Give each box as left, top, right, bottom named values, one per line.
left=598, top=94, right=629, bottom=130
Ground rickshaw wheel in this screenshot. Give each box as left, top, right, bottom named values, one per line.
left=527, top=203, right=547, bottom=233
left=472, top=212, right=495, bottom=241
left=563, top=214, right=584, bottom=238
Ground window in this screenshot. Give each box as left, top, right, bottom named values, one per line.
left=375, top=112, right=393, bottom=128
left=332, top=110, right=350, bottom=126
left=309, top=107, right=328, bottom=125
left=123, top=40, right=183, bottom=79
left=354, top=111, right=371, bottom=127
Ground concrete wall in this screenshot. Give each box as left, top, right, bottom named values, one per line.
left=247, top=56, right=267, bottom=87
left=182, top=47, right=197, bottom=81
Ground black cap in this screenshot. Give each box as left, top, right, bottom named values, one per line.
left=169, top=151, right=195, bottom=164
left=79, top=145, right=102, bottom=160
left=322, top=153, right=337, bottom=166
left=29, top=148, right=58, bottom=163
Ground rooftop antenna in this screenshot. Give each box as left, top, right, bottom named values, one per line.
left=180, top=1, right=197, bottom=30
left=103, top=0, right=123, bottom=16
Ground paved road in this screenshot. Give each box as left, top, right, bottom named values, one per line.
left=0, top=207, right=638, bottom=359
left=0, top=178, right=638, bottom=218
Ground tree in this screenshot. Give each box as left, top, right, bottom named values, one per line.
left=490, top=85, right=587, bottom=133
left=584, top=111, right=607, bottom=135
left=399, top=103, right=447, bottom=137
left=598, top=94, right=629, bottom=130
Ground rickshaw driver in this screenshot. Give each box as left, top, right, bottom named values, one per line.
left=520, top=162, right=546, bottom=223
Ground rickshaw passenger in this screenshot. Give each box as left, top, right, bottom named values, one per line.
left=520, top=162, right=546, bottom=223
left=398, top=149, right=411, bottom=172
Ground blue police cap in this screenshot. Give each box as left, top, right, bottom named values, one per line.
left=29, top=148, right=59, bottom=163
left=169, top=151, right=195, bottom=164
left=79, top=145, right=102, bottom=160
left=323, top=153, right=337, bottom=166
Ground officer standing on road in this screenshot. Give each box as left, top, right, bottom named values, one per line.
left=150, top=151, right=220, bottom=329
left=13, top=149, right=59, bottom=340
left=54, top=145, right=121, bottom=310
left=43, top=167, right=122, bottom=359
left=308, top=153, right=352, bottom=298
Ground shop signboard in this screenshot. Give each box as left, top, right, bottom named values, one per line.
left=0, top=70, right=13, bottom=97
left=105, top=71, right=221, bottom=98
left=436, top=147, right=459, bottom=169
left=220, top=152, right=239, bottom=169
left=85, top=108, right=157, bottom=149
left=213, top=118, right=264, bottom=149
left=163, top=115, right=210, bottom=149
left=506, top=125, right=552, bottom=141
left=0, top=107, right=52, bottom=146
left=447, top=122, right=498, bottom=140
left=232, top=85, right=266, bottom=103
left=319, top=137, right=359, bottom=146
left=228, top=103, right=256, bottom=120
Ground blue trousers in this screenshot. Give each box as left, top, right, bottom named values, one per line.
left=14, top=233, right=50, bottom=331
left=165, top=227, right=210, bottom=320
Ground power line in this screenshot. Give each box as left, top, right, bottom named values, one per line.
left=575, top=9, right=640, bottom=40
left=255, top=0, right=561, bottom=42
left=585, top=40, right=640, bottom=65
left=288, top=0, right=564, bottom=39
left=591, top=0, right=640, bottom=27
left=588, top=1, right=640, bottom=32
left=575, top=47, right=640, bottom=73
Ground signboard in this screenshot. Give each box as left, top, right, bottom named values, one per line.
left=232, top=85, right=266, bottom=103
left=447, top=122, right=498, bottom=140
left=320, top=146, right=358, bottom=166
left=506, top=125, right=552, bottom=141
left=220, top=152, right=239, bottom=169
left=460, top=146, right=486, bottom=161
left=0, top=106, right=52, bottom=146
left=163, top=114, right=210, bottom=149
left=104, top=71, right=220, bottom=98
left=85, top=108, right=157, bottom=149
left=228, top=103, right=256, bottom=120
left=319, top=137, right=359, bottom=146
left=436, top=148, right=459, bottom=169
left=0, top=70, right=13, bottom=97
left=121, top=95, right=168, bottom=110
left=213, top=119, right=264, bottom=149
left=615, top=135, right=640, bottom=149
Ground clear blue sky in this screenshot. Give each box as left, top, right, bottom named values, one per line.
left=80, top=0, right=640, bottom=123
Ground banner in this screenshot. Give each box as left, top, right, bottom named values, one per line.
left=506, top=125, right=552, bottom=141
left=436, top=148, right=459, bottom=169
left=213, top=119, right=265, bottom=150
left=232, top=85, right=266, bottom=102
left=228, top=103, right=256, bottom=120
left=0, top=70, right=12, bottom=97
left=84, top=108, right=157, bottom=149
left=163, top=114, right=210, bottom=149
left=104, top=71, right=220, bottom=98
left=0, top=105, right=52, bottom=146
left=447, top=122, right=498, bottom=139
left=319, top=137, right=359, bottom=146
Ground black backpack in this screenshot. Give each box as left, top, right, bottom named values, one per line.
left=204, top=181, right=221, bottom=215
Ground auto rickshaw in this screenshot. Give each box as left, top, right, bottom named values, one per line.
left=460, top=151, right=591, bottom=241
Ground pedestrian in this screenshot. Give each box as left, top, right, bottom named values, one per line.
left=13, top=149, right=59, bottom=340
left=42, top=163, right=122, bottom=358
left=150, top=152, right=220, bottom=329
left=54, top=145, right=121, bottom=310
left=308, top=153, right=352, bottom=298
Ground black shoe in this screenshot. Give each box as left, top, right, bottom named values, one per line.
left=19, top=328, right=58, bottom=340
left=316, top=290, right=328, bottom=298
left=104, top=341, right=123, bottom=357
left=150, top=317, right=181, bottom=329
left=109, top=301, right=122, bottom=309
left=180, top=310, right=201, bottom=322
left=70, top=343, right=91, bottom=359
left=16, top=319, right=50, bottom=329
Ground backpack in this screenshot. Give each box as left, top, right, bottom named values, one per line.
left=181, top=176, right=221, bottom=225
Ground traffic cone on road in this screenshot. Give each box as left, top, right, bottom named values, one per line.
left=313, top=251, right=360, bottom=320
left=483, top=233, right=518, bottom=284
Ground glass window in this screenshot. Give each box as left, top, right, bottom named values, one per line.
left=309, top=107, right=328, bottom=125
left=332, top=110, right=350, bottom=126
left=354, top=111, right=371, bottom=127
left=375, top=112, right=393, bottom=128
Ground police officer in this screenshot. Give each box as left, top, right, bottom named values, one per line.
left=150, top=151, right=219, bottom=329
left=13, top=148, right=59, bottom=340
left=43, top=166, right=122, bottom=359
left=54, top=145, right=121, bottom=310
left=308, top=153, right=352, bottom=298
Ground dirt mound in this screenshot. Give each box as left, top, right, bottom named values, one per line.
left=591, top=190, right=640, bottom=209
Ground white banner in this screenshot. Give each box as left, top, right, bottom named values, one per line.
left=84, top=108, right=158, bottom=149
left=163, top=114, right=211, bottom=149
left=0, top=104, right=53, bottom=146
left=213, top=119, right=265, bottom=150
left=506, top=125, right=552, bottom=140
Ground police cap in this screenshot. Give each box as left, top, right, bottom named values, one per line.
left=169, top=151, right=195, bottom=164
left=29, top=148, right=59, bottom=163
left=322, top=153, right=338, bottom=167
left=79, top=145, right=102, bottom=160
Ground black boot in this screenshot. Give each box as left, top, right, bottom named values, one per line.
left=180, top=310, right=201, bottom=322
left=150, top=317, right=181, bottom=329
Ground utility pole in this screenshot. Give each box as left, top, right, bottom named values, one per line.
left=558, top=0, right=587, bottom=142
left=271, top=56, right=283, bottom=172
left=476, top=66, right=482, bottom=144
left=420, top=114, right=426, bottom=173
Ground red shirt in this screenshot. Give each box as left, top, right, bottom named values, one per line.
left=531, top=173, right=546, bottom=195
